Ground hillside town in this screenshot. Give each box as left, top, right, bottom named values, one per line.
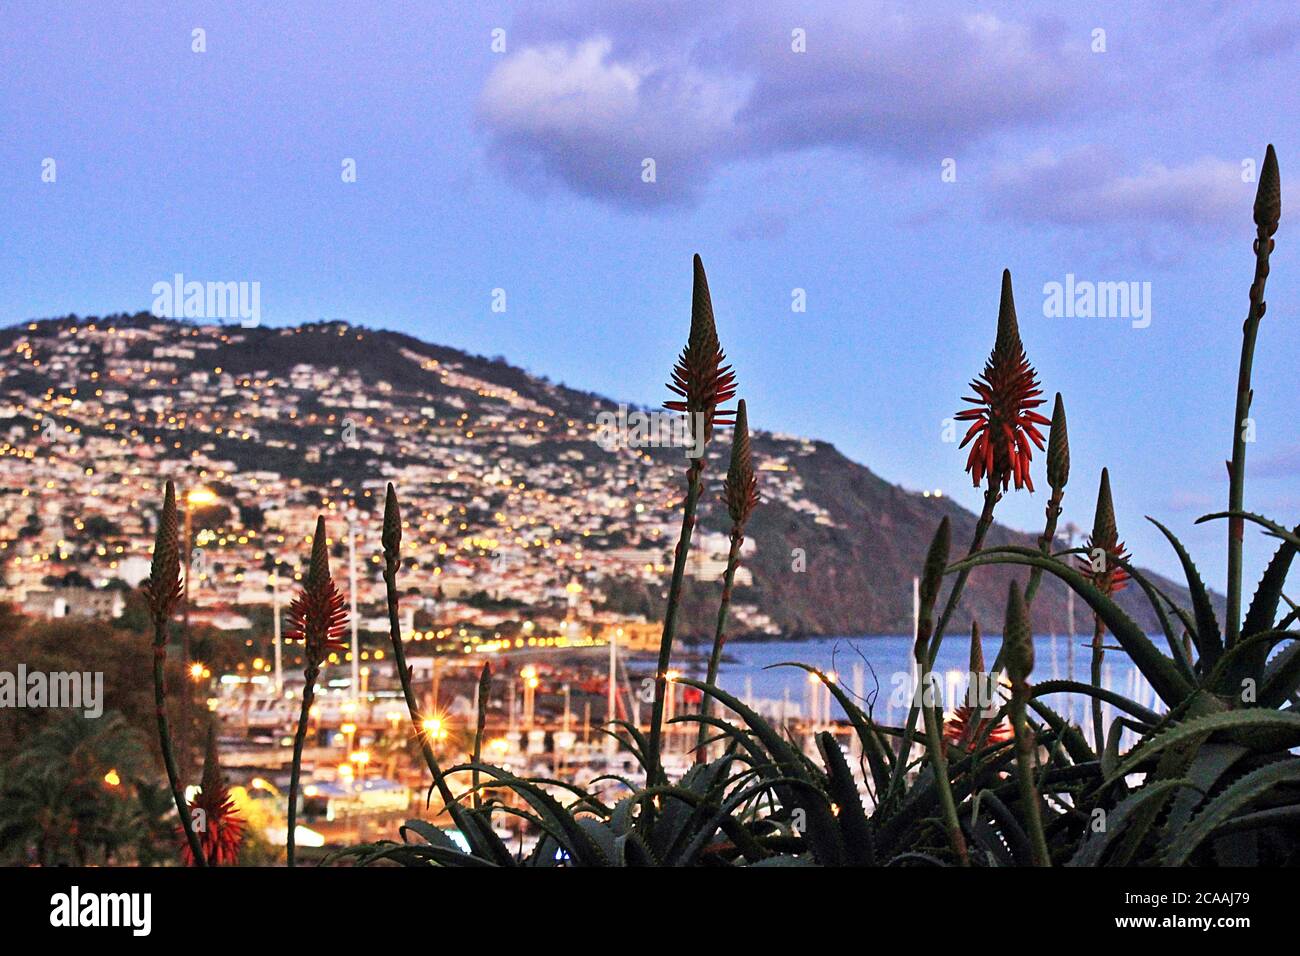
left=0, top=316, right=839, bottom=646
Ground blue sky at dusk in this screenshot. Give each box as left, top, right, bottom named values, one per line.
left=2, top=0, right=1298, bottom=588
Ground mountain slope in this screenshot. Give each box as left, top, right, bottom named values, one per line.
left=0, top=313, right=1209, bottom=639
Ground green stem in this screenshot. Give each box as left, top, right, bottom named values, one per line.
left=919, top=670, right=969, bottom=865
left=888, top=488, right=998, bottom=801
left=1010, top=682, right=1051, bottom=866
left=1090, top=615, right=1105, bottom=751
left=152, top=629, right=206, bottom=866
left=647, top=456, right=705, bottom=785
left=1023, top=486, right=1063, bottom=608
left=697, top=529, right=744, bottom=763
left=1226, top=222, right=1275, bottom=648
left=472, top=668, right=489, bottom=811
left=286, top=662, right=318, bottom=868
left=384, top=556, right=459, bottom=814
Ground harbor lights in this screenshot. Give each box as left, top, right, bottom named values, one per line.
left=521, top=665, right=539, bottom=728
left=349, top=749, right=370, bottom=789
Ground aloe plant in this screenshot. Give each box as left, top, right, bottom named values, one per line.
left=944, top=145, right=1297, bottom=865
left=154, top=161, right=1298, bottom=867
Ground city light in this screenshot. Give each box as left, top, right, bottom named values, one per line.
left=186, top=486, right=217, bottom=507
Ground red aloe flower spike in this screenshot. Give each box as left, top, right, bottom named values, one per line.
left=944, top=621, right=1011, bottom=751
left=285, top=516, right=350, bottom=667
left=143, top=480, right=184, bottom=628
left=1077, top=467, right=1130, bottom=594
left=955, top=270, right=1051, bottom=492
left=180, top=725, right=245, bottom=866
left=664, top=254, right=738, bottom=443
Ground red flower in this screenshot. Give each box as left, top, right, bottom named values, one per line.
left=944, top=704, right=1013, bottom=752
left=285, top=516, right=349, bottom=667
left=955, top=271, right=1050, bottom=492
left=665, top=255, right=737, bottom=445
left=179, top=728, right=245, bottom=866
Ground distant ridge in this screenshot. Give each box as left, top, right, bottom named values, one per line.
left=0, top=312, right=1213, bottom=638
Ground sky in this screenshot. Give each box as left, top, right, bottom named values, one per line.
left=1, top=0, right=1298, bottom=589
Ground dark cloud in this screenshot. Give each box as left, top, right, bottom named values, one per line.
left=478, top=2, right=1089, bottom=209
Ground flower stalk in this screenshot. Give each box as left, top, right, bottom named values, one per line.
left=1081, top=468, right=1128, bottom=748
left=914, top=518, right=969, bottom=864
left=892, top=271, right=1039, bottom=800
left=1024, top=393, right=1069, bottom=607
left=143, top=480, right=206, bottom=866
left=285, top=515, right=348, bottom=867
left=1226, top=144, right=1281, bottom=648
left=698, top=399, right=758, bottom=762
left=381, top=484, right=462, bottom=817
left=472, top=662, right=491, bottom=810
left=1004, top=581, right=1050, bottom=866
left=648, top=254, right=736, bottom=784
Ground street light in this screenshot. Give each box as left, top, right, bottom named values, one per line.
left=186, top=487, right=217, bottom=508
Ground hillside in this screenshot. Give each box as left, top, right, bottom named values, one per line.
left=0, top=313, right=1207, bottom=639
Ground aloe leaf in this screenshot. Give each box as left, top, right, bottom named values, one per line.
left=1243, top=528, right=1300, bottom=639
left=1147, top=518, right=1223, bottom=667
left=1101, top=717, right=1127, bottom=778
left=947, top=547, right=1193, bottom=706
left=660, top=755, right=747, bottom=865
left=977, top=790, right=1033, bottom=865
left=459, top=763, right=609, bottom=866
left=1105, top=551, right=1197, bottom=680
left=606, top=719, right=651, bottom=768
left=1158, top=743, right=1249, bottom=851
left=399, top=819, right=464, bottom=852
left=816, top=731, right=876, bottom=865
left=1261, top=642, right=1300, bottom=708
left=615, top=829, right=658, bottom=866
left=1202, top=629, right=1298, bottom=695
left=1108, top=710, right=1300, bottom=782
left=1163, top=759, right=1300, bottom=865
left=1066, top=779, right=1192, bottom=867
left=770, top=661, right=895, bottom=792
left=1032, top=680, right=1160, bottom=727
left=1213, top=804, right=1300, bottom=836
left=675, top=713, right=769, bottom=771
left=1027, top=698, right=1095, bottom=765
left=675, top=677, right=846, bottom=864
left=1197, top=509, right=1300, bottom=549
left=459, top=808, right=517, bottom=867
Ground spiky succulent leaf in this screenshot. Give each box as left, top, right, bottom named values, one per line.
left=1164, top=758, right=1300, bottom=865
left=1148, top=517, right=1223, bottom=668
